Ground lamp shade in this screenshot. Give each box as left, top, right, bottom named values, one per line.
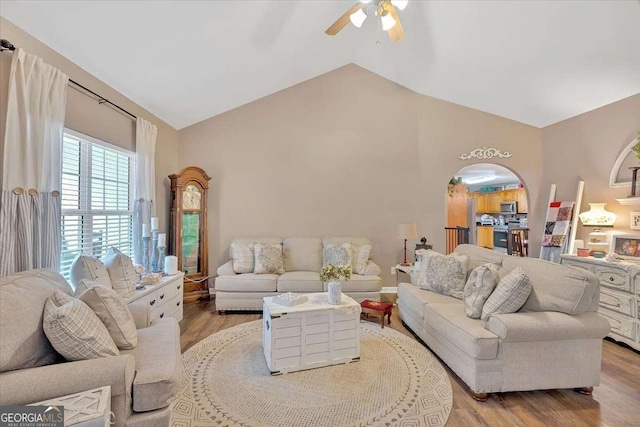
left=350, top=8, right=367, bottom=28
left=578, top=203, right=617, bottom=227
left=381, top=11, right=396, bottom=31
left=397, top=222, right=418, bottom=239
left=391, top=0, right=409, bottom=11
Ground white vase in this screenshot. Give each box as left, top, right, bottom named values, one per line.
left=327, top=281, right=342, bottom=305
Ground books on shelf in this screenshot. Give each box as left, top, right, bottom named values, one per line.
left=273, top=292, right=308, bottom=307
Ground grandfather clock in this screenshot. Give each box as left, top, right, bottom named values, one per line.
left=169, top=166, right=211, bottom=303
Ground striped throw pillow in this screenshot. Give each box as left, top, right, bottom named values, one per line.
left=230, top=243, right=254, bottom=273
left=481, top=267, right=532, bottom=321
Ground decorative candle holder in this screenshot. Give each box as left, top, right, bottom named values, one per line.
left=157, top=246, right=166, bottom=275
left=142, top=236, right=151, bottom=273
left=151, top=229, right=159, bottom=272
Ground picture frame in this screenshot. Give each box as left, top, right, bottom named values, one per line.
left=611, top=234, right=640, bottom=260
left=631, top=212, right=640, bottom=230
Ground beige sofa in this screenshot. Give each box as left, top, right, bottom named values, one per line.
left=215, top=237, right=382, bottom=312
left=0, top=269, right=181, bottom=427
left=398, top=244, right=610, bottom=400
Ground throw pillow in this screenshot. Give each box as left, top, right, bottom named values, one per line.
left=74, top=278, right=107, bottom=296
left=253, top=243, right=285, bottom=274
left=77, top=285, right=138, bottom=350
left=481, top=267, right=532, bottom=321
left=43, top=290, right=119, bottom=361
left=352, top=244, right=372, bottom=275
left=103, top=247, right=137, bottom=298
left=323, top=243, right=354, bottom=268
left=417, top=251, right=469, bottom=299
left=69, top=255, right=112, bottom=289
left=230, top=243, right=254, bottom=273
left=463, top=263, right=500, bottom=319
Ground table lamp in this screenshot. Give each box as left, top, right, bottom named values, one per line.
left=397, top=222, right=418, bottom=266
left=578, top=203, right=617, bottom=255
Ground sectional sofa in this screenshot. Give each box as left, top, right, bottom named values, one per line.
left=215, top=237, right=382, bottom=312
left=398, top=244, right=610, bottom=400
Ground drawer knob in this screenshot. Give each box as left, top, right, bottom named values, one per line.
left=150, top=299, right=156, bottom=306
left=176, top=301, right=181, bottom=306
left=609, top=277, right=614, bottom=281
left=160, top=294, right=165, bottom=299
left=177, top=285, right=181, bottom=290
left=160, top=313, right=164, bottom=318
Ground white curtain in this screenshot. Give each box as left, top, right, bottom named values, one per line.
left=133, top=117, right=158, bottom=265
left=0, top=49, right=69, bottom=277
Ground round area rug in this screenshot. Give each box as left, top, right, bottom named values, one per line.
left=171, top=320, right=452, bottom=427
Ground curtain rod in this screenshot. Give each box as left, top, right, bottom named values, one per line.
left=0, top=38, right=137, bottom=121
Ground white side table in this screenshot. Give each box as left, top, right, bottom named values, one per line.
left=395, top=264, right=417, bottom=286
left=29, top=386, right=112, bottom=427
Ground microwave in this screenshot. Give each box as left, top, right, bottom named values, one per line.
left=500, top=201, right=517, bottom=214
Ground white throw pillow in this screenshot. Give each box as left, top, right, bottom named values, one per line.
left=352, top=244, right=372, bottom=275
left=417, top=250, right=469, bottom=299
left=69, top=255, right=112, bottom=289
left=323, top=243, right=354, bottom=269
left=253, top=243, right=285, bottom=274
left=43, top=290, right=119, bottom=361
left=77, top=284, right=138, bottom=349
left=463, top=263, right=500, bottom=319
left=103, top=247, right=137, bottom=298
left=481, top=267, right=532, bottom=321
left=230, top=243, right=254, bottom=273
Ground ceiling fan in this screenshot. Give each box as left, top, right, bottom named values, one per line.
left=325, top=0, right=408, bottom=42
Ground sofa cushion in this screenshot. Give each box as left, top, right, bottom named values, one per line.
left=230, top=243, right=254, bottom=273
left=397, top=283, right=460, bottom=319
left=417, top=251, right=469, bottom=299
left=323, top=274, right=381, bottom=293
left=43, top=291, right=120, bottom=361
left=215, top=274, right=278, bottom=292
left=0, top=269, right=71, bottom=373
left=481, top=267, right=532, bottom=321
left=283, top=238, right=322, bottom=272
left=502, top=256, right=599, bottom=315
left=103, top=247, right=137, bottom=298
left=77, top=284, right=138, bottom=350
left=253, top=243, right=285, bottom=274
left=424, top=303, right=499, bottom=360
left=454, top=244, right=507, bottom=272
left=70, top=255, right=112, bottom=289
left=120, top=317, right=181, bottom=412
left=277, top=272, right=322, bottom=292
left=464, top=264, right=500, bottom=319
left=352, top=244, right=372, bottom=275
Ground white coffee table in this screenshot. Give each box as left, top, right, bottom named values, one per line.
left=262, top=292, right=361, bottom=375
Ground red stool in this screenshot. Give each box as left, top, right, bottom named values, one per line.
left=360, top=300, right=393, bottom=328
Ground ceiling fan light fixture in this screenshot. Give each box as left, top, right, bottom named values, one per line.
left=381, top=11, right=396, bottom=31
left=391, top=0, right=409, bottom=11
left=350, top=8, right=368, bottom=28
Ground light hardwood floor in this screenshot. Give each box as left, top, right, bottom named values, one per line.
left=180, top=300, right=640, bottom=427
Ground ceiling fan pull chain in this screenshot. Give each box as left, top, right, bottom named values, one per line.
left=376, top=12, right=382, bottom=45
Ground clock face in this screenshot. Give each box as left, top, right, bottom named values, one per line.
left=182, top=184, right=201, bottom=210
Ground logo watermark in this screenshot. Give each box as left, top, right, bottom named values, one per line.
left=0, top=406, right=64, bottom=427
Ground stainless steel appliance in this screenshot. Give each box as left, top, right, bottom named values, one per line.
left=500, top=201, right=517, bottom=215
left=493, top=224, right=508, bottom=253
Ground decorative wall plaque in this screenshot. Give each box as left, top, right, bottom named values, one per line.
left=459, top=146, right=513, bottom=160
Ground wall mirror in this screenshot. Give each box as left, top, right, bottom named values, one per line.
left=169, top=166, right=211, bottom=302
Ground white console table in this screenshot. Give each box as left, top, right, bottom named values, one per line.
left=560, top=255, right=639, bottom=351
left=125, top=273, right=184, bottom=326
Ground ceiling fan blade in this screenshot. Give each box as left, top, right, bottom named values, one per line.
left=386, top=4, right=405, bottom=42
left=325, top=3, right=362, bottom=36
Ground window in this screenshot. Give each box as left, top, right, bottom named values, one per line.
left=60, top=130, right=135, bottom=278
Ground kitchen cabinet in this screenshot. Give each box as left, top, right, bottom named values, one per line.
left=475, top=194, right=488, bottom=213
left=487, top=194, right=501, bottom=214
left=471, top=188, right=527, bottom=214
left=516, top=189, right=528, bottom=213
left=477, top=226, right=494, bottom=249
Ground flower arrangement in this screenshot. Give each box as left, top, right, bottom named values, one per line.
left=319, top=264, right=352, bottom=282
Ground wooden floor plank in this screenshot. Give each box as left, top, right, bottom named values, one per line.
left=179, top=300, right=640, bottom=426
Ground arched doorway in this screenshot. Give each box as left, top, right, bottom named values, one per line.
left=446, top=163, right=529, bottom=256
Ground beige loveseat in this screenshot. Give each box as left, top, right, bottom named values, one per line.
left=398, top=244, right=610, bottom=400
left=215, top=237, right=382, bottom=312
left=0, top=269, right=181, bottom=427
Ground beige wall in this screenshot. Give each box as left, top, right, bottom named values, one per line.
left=179, top=64, right=543, bottom=285
left=0, top=17, right=179, bottom=232
left=541, top=93, right=640, bottom=243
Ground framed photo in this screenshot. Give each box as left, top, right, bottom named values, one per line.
left=631, top=212, right=640, bottom=230
left=611, top=234, right=640, bottom=260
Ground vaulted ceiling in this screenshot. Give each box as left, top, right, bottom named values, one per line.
left=2, top=1, right=639, bottom=130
